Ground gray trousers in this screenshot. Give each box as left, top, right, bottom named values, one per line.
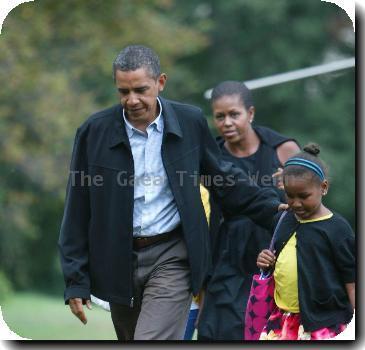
left=110, top=234, right=192, bottom=340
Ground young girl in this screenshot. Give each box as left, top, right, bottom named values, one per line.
left=257, top=143, right=355, bottom=340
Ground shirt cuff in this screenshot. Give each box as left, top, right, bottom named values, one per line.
left=64, top=286, right=91, bottom=304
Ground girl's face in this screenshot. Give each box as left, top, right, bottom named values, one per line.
left=284, top=174, right=328, bottom=220
left=212, top=94, right=254, bottom=144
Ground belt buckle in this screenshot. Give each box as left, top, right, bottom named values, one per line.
left=136, top=236, right=148, bottom=241
left=134, top=235, right=152, bottom=249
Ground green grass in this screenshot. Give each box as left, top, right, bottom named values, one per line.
left=0, top=292, right=117, bottom=340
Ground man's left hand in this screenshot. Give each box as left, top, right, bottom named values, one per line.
left=278, top=203, right=289, bottom=211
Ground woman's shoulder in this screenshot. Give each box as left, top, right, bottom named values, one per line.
left=254, top=125, right=298, bottom=148
left=254, top=126, right=300, bottom=164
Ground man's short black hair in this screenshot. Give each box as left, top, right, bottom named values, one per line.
left=113, top=45, right=161, bottom=81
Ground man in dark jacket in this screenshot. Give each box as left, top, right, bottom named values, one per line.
left=58, top=45, right=284, bottom=340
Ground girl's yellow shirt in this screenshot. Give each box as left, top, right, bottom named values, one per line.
left=274, top=214, right=333, bottom=313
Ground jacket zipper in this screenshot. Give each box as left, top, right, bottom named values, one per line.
left=124, top=141, right=135, bottom=310
left=129, top=159, right=135, bottom=308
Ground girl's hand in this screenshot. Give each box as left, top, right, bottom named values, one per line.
left=257, top=249, right=276, bottom=270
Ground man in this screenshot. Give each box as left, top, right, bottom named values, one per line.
left=58, top=45, right=285, bottom=340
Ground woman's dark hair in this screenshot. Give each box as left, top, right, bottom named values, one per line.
left=211, top=81, right=254, bottom=110
left=283, top=143, right=329, bottom=183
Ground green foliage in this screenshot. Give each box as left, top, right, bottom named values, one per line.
left=0, top=270, right=12, bottom=302
left=0, top=0, right=354, bottom=296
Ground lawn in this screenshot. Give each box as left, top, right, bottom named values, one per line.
left=1, top=292, right=117, bottom=340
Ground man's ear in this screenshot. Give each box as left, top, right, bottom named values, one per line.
left=158, top=73, right=167, bottom=92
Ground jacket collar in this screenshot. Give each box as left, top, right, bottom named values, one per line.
left=109, top=104, right=130, bottom=149
left=108, top=97, right=183, bottom=149
left=159, top=97, right=183, bottom=139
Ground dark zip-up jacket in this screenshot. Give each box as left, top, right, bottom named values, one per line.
left=273, top=211, right=355, bottom=331
left=58, top=97, right=281, bottom=306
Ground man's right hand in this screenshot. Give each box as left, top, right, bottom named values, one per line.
left=69, top=298, right=92, bottom=324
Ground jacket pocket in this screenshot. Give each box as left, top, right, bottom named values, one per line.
left=313, top=293, right=347, bottom=311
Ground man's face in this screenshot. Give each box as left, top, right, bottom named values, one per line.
left=115, top=67, right=166, bottom=129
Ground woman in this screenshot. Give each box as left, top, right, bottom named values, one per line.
left=197, top=81, right=300, bottom=340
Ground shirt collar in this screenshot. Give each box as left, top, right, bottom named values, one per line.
left=123, top=97, right=163, bottom=137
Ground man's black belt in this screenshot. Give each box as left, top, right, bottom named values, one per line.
left=133, top=225, right=181, bottom=250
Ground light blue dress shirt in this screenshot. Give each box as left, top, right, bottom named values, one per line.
left=123, top=97, right=181, bottom=237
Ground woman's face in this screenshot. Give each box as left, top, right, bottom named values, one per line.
left=212, top=94, right=254, bottom=144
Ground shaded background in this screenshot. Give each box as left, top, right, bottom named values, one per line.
left=0, top=0, right=355, bottom=340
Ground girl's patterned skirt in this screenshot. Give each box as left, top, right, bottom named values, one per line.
left=259, top=306, right=346, bottom=340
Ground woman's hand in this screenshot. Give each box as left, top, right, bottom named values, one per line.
left=272, top=167, right=284, bottom=190
left=257, top=249, right=276, bottom=270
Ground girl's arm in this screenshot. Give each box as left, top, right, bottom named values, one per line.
left=345, top=283, right=355, bottom=310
